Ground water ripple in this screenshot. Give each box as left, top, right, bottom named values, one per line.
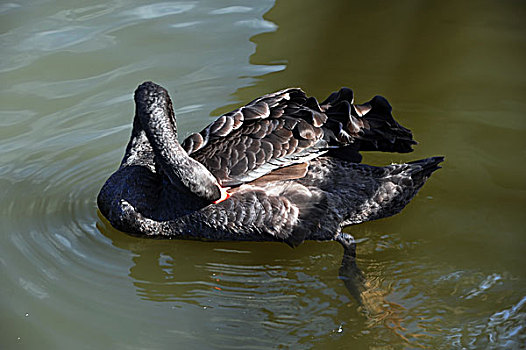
left=11, top=64, right=137, bottom=99
left=210, top=6, right=253, bottom=15
left=0, top=2, right=20, bottom=14
left=18, top=26, right=105, bottom=51
left=123, top=2, right=196, bottom=20
left=235, top=18, right=278, bottom=31
left=485, top=296, right=526, bottom=346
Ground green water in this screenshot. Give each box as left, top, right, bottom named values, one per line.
left=1, top=0, right=525, bottom=348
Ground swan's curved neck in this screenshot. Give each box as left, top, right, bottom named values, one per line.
left=134, top=82, right=221, bottom=202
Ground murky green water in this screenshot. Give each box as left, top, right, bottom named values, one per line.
left=1, top=0, right=525, bottom=348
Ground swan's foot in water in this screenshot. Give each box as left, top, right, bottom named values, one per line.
left=336, top=230, right=366, bottom=305
left=336, top=230, right=401, bottom=318
left=336, top=231, right=419, bottom=345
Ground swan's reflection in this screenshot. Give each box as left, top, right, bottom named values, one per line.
left=97, top=210, right=348, bottom=303
left=97, top=210, right=395, bottom=317
left=98, top=211, right=429, bottom=346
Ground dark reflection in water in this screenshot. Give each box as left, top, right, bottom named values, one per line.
left=97, top=213, right=372, bottom=348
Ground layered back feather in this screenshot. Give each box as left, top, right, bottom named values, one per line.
left=182, top=88, right=416, bottom=186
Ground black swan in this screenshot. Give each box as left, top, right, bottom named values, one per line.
left=97, top=81, right=443, bottom=305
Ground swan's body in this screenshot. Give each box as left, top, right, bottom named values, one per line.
left=97, top=82, right=442, bottom=304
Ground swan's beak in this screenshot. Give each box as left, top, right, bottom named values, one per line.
left=213, top=186, right=231, bottom=204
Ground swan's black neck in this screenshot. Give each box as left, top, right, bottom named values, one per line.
left=134, top=81, right=221, bottom=202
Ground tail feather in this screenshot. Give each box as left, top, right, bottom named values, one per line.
left=337, top=156, right=444, bottom=226
left=321, top=88, right=417, bottom=156
left=406, top=156, right=444, bottom=184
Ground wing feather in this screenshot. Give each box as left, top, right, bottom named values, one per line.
left=182, top=87, right=417, bottom=187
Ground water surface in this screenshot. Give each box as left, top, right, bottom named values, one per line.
left=1, top=0, right=525, bottom=348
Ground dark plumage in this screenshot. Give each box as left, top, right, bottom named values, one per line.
left=97, top=81, right=443, bottom=306
left=182, top=87, right=416, bottom=186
